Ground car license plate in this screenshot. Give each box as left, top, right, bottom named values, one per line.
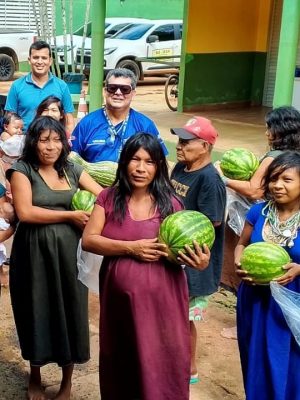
left=152, top=48, right=173, bottom=57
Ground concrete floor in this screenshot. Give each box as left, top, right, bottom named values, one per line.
left=131, top=81, right=269, bottom=159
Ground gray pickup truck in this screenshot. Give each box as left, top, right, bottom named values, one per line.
left=0, top=29, right=37, bottom=81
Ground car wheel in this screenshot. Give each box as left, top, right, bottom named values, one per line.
left=116, top=59, right=141, bottom=80
left=0, top=54, right=15, bottom=81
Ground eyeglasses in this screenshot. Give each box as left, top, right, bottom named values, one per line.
left=105, top=84, right=132, bottom=95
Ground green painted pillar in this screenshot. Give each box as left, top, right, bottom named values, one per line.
left=273, top=0, right=300, bottom=108
left=177, top=0, right=189, bottom=113
left=89, top=0, right=106, bottom=111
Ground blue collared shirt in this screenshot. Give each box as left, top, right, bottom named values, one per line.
left=71, top=107, right=168, bottom=162
left=5, top=73, right=74, bottom=131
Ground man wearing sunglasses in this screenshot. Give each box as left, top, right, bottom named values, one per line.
left=71, top=68, right=167, bottom=162
left=170, top=116, right=226, bottom=385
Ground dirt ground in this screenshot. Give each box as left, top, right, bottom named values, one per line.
left=0, top=76, right=248, bottom=399
left=0, top=286, right=244, bottom=400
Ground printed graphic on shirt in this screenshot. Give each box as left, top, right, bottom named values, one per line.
left=171, top=178, right=189, bottom=197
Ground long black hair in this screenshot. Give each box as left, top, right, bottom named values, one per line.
left=265, top=106, right=300, bottom=150
left=263, top=150, right=300, bottom=198
left=21, top=116, right=70, bottom=178
left=112, top=132, right=178, bottom=222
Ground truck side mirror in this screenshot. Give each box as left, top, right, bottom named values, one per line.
left=147, top=35, right=159, bottom=43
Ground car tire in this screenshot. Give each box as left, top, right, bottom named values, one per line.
left=0, top=54, right=15, bottom=81
left=116, top=59, right=141, bottom=80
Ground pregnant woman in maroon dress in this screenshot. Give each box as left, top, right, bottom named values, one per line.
left=83, top=133, right=210, bottom=400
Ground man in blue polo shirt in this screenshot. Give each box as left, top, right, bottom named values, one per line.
left=5, top=40, right=74, bottom=134
left=71, top=68, right=167, bottom=162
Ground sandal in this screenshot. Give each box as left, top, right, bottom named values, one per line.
left=190, top=373, right=199, bottom=384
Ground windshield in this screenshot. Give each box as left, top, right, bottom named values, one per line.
left=73, top=21, right=112, bottom=37
left=113, top=23, right=153, bottom=40
left=73, top=21, right=109, bottom=37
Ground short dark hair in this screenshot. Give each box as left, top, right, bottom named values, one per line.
left=29, top=40, right=51, bottom=57
left=263, top=150, right=300, bottom=198
left=36, top=96, right=66, bottom=127
left=21, top=116, right=70, bottom=177
left=3, top=112, right=22, bottom=126
left=111, top=132, right=178, bottom=222
left=265, top=106, right=300, bottom=151
left=105, top=68, right=137, bottom=89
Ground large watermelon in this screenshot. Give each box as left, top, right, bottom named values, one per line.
left=240, top=242, right=290, bottom=284
left=220, top=148, right=259, bottom=180
left=69, top=151, right=117, bottom=187
left=158, top=210, right=215, bottom=264
left=71, top=190, right=96, bottom=212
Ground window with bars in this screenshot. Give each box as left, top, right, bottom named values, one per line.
left=0, top=0, right=52, bottom=33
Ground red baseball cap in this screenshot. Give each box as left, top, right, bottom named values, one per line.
left=171, top=116, right=219, bottom=145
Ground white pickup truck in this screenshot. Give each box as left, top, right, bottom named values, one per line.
left=76, top=20, right=182, bottom=80
left=0, top=29, right=37, bottom=81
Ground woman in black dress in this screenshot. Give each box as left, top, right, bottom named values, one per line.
left=7, top=116, right=101, bottom=400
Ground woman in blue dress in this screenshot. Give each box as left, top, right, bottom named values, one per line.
left=235, top=151, right=300, bottom=400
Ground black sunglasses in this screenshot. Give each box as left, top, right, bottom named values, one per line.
left=105, top=84, right=132, bottom=95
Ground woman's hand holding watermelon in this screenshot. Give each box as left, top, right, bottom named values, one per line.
left=275, top=262, right=300, bottom=286
left=178, top=241, right=210, bottom=270
left=235, top=267, right=256, bottom=285
left=70, top=210, right=91, bottom=230
left=130, top=238, right=169, bottom=262
left=234, top=250, right=256, bottom=285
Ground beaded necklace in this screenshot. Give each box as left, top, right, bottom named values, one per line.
left=262, top=201, right=300, bottom=248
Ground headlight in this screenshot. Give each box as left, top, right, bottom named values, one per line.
left=104, top=47, right=117, bottom=55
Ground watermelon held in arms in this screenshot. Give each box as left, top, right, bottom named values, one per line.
left=158, top=210, right=215, bottom=264
left=71, top=190, right=96, bottom=212
left=220, top=147, right=259, bottom=180
left=240, top=242, right=291, bottom=284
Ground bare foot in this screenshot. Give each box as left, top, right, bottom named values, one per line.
left=27, top=379, right=47, bottom=400
left=220, top=326, right=237, bottom=340
left=53, top=383, right=72, bottom=400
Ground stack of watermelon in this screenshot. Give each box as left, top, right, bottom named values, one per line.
left=158, top=210, right=215, bottom=264
left=220, top=148, right=259, bottom=180
left=69, top=151, right=117, bottom=187
left=240, top=242, right=290, bottom=284
left=71, top=190, right=96, bottom=212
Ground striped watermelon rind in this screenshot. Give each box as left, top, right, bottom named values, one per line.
left=158, top=210, right=215, bottom=264
left=69, top=151, right=117, bottom=187
left=71, top=190, right=96, bottom=212
left=220, top=148, right=259, bottom=180
left=240, top=242, right=290, bottom=284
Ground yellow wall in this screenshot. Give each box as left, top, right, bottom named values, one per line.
left=255, top=0, right=273, bottom=51
left=186, top=0, right=273, bottom=53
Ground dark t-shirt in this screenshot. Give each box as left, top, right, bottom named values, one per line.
left=171, top=162, right=226, bottom=296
